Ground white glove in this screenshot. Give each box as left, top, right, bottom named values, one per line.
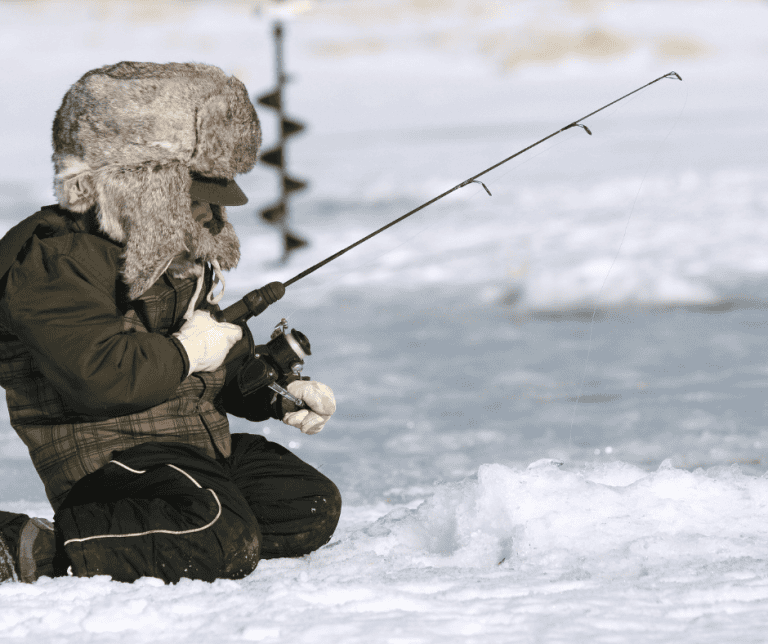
left=282, top=380, right=336, bottom=435
left=173, top=310, right=243, bottom=376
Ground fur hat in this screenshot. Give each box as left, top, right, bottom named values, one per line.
left=52, top=61, right=261, bottom=299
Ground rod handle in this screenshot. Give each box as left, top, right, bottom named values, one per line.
left=219, top=282, right=286, bottom=325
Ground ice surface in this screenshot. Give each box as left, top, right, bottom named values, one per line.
left=2, top=0, right=768, bottom=642
left=6, top=461, right=768, bottom=642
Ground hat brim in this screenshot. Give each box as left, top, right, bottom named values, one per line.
left=190, top=175, right=248, bottom=206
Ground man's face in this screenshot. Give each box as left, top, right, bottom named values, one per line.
left=191, top=200, right=214, bottom=225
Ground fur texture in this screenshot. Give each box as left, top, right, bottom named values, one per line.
left=51, top=62, right=260, bottom=299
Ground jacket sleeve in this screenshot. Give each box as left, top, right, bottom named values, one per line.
left=0, top=233, right=187, bottom=416
left=208, top=323, right=275, bottom=423
left=216, top=376, right=275, bottom=422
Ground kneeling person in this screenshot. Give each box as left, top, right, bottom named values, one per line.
left=0, top=61, right=340, bottom=584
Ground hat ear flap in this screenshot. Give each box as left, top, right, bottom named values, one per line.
left=53, top=156, right=97, bottom=213
left=93, top=162, right=192, bottom=299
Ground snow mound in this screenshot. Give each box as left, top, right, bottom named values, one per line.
left=326, top=460, right=768, bottom=576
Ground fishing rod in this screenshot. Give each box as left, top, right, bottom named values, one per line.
left=219, top=71, right=682, bottom=411
left=222, top=70, right=682, bottom=326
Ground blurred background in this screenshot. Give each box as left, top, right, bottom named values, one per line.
left=1, top=0, right=767, bottom=507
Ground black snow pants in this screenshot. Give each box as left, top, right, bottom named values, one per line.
left=52, top=433, right=341, bottom=584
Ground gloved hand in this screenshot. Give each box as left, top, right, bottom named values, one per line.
left=173, top=310, right=243, bottom=376
left=282, top=380, right=336, bottom=435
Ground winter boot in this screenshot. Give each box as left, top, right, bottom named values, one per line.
left=0, top=533, right=17, bottom=582
left=18, top=517, right=56, bottom=582
left=0, top=512, right=56, bottom=583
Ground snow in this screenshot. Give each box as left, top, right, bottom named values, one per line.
left=2, top=0, right=768, bottom=641
left=6, top=462, right=768, bottom=642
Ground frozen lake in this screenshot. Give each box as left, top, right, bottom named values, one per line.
left=1, top=0, right=768, bottom=642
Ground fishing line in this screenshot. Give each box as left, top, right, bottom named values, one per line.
left=285, top=83, right=638, bottom=320
left=567, top=80, right=689, bottom=452
left=280, top=77, right=677, bottom=328
left=486, top=90, right=643, bottom=189
left=276, top=126, right=589, bottom=326
left=221, top=72, right=688, bottom=397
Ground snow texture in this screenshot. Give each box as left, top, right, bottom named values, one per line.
left=2, top=0, right=768, bottom=642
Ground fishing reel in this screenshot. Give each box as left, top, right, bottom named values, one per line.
left=218, top=282, right=311, bottom=416
left=232, top=318, right=311, bottom=416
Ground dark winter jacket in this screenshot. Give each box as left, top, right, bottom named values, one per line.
left=0, top=206, right=268, bottom=511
